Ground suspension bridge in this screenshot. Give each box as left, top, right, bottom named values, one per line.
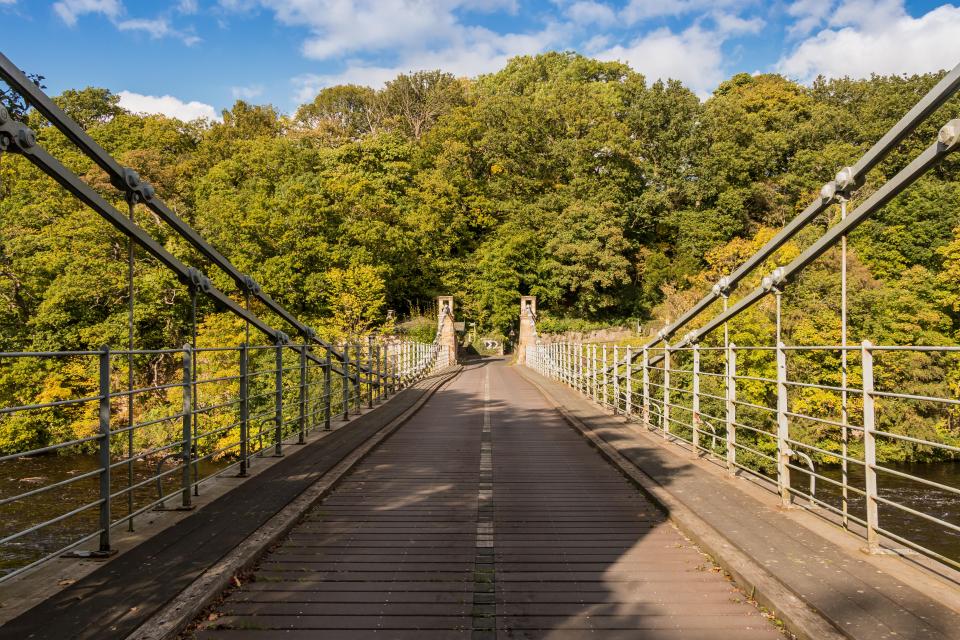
left=1, top=52, right=960, bottom=639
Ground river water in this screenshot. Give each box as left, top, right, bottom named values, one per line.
left=0, top=454, right=228, bottom=578
left=2, top=455, right=958, bottom=578
left=788, top=460, right=960, bottom=562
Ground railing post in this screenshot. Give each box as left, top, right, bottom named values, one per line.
left=298, top=345, right=307, bottom=444
left=776, top=341, right=791, bottom=507
left=662, top=343, right=671, bottom=438
left=375, top=343, right=382, bottom=396
left=613, top=345, right=620, bottom=414
left=625, top=346, right=632, bottom=417
left=98, top=346, right=112, bottom=553
left=354, top=343, right=363, bottom=413
left=181, top=344, right=193, bottom=507
left=381, top=343, right=388, bottom=397
left=602, top=344, right=609, bottom=407
left=239, top=343, right=249, bottom=475
left=367, top=336, right=375, bottom=408
left=726, top=342, right=737, bottom=474
left=388, top=342, right=395, bottom=395
left=862, top=340, right=879, bottom=553
left=323, top=353, right=332, bottom=430
left=692, top=343, right=700, bottom=457
left=342, top=344, right=350, bottom=420
left=587, top=343, right=597, bottom=401
left=274, top=343, right=284, bottom=456
left=572, top=343, right=577, bottom=390
left=642, top=347, right=650, bottom=427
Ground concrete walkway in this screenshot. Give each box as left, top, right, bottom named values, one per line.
left=195, top=359, right=782, bottom=639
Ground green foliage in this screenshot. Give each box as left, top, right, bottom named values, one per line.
left=2, top=57, right=960, bottom=462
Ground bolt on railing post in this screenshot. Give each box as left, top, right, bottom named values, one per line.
left=273, top=343, right=284, bottom=457
left=613, top=345, right=620, bottom=414
left=342, top=344, right=350, bottom=421
left=692, top=343, right=700, bottom=458
left=726, top=342, right=738, bottom=475
left=625, top=346, right=633, bottom=417
left=776, top=341, right=791, bottom=507
left=239, top=343, right=249, bottom=476
left=642, top=347, right=650, bottom=427
left=298, top=345, right=307, bottom=445
left=662, top=343, right=671, bottom=438
left=323, top=354, right=332, bottom=430
left=181, top=345, right=193, bottom=507
left=862, top=340, right=880, bottom=553
left=98, top=345, right=112, bottom=553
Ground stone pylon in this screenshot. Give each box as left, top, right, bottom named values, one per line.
left=437, top=296, right=457, bottom=366
left=516, top=296, right=537, bottom=364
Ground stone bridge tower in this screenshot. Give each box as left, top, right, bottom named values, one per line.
left=516, top=295, right=537, bottom=364
left=437, top=295, right=457, bottom=366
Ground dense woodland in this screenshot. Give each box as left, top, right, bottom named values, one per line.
left=2, top=52, right=960, bottom=461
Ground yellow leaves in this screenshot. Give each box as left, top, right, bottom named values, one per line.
left=489, top=163, right=504, bottom=175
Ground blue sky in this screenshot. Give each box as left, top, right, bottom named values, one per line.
left=1, top=0, right=959, bottom=119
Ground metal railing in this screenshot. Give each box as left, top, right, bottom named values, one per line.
left=526, top=65, right=960, bottom=573
left=528, top=340, right=960, bottom=571
left=0, top=337, right=445, bottom=583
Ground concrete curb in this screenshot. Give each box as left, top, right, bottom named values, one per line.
left=516, top=365, right=848, bottom=640
left=126, top=367, right=463, bottom=640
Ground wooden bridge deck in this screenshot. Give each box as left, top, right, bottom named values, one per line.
left=195, top=359, right=781, bottom=639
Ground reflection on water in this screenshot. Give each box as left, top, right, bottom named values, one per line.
left=0, top=454, right=228, bottom=577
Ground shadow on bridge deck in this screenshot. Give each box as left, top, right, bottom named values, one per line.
left=0, top=371, right=456, bottom=640
left=517, top=364, right=960, bottom=640
left=188, top=359, right=781, bottom=640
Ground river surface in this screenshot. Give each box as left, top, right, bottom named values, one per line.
left=1, top=454, right=229, bottom=578
left=785, top=460, right=960, bottom=561
left=2, top=454, right=958, bottom=578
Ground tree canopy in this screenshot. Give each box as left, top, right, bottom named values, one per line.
left=2, top=54, right=960, bottom=459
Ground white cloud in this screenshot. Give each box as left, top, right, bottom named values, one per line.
left=598, top=27, right=720, bottom=98
left=292, top=24, right=560, bottom=101
left=115, top=16, right=201, bottom=44
left=117, top=17, right=171, bottom=37
left=218, top=1, right=554, bottom=63
left=778, top=2, right=960, bottom=83
left=596, top=16, right=760, bottom=98
left=231, top=84, right=265, bottom=100
left=620, top=0, right=748, bottom=23
left=54, top=0, right=200, bottom=44
left=53, top=0, right=121, bottom=26
left=118, top=90, right=218, bottom=121
left=785, top=0, right=834, bottom=37
left=0, top=0, right=18, bottom=5
left=217, top=1, right=561, bottom=103
left=566, top=1, right=617, bottom=26
left=711, top=11, right=764, bottom=35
